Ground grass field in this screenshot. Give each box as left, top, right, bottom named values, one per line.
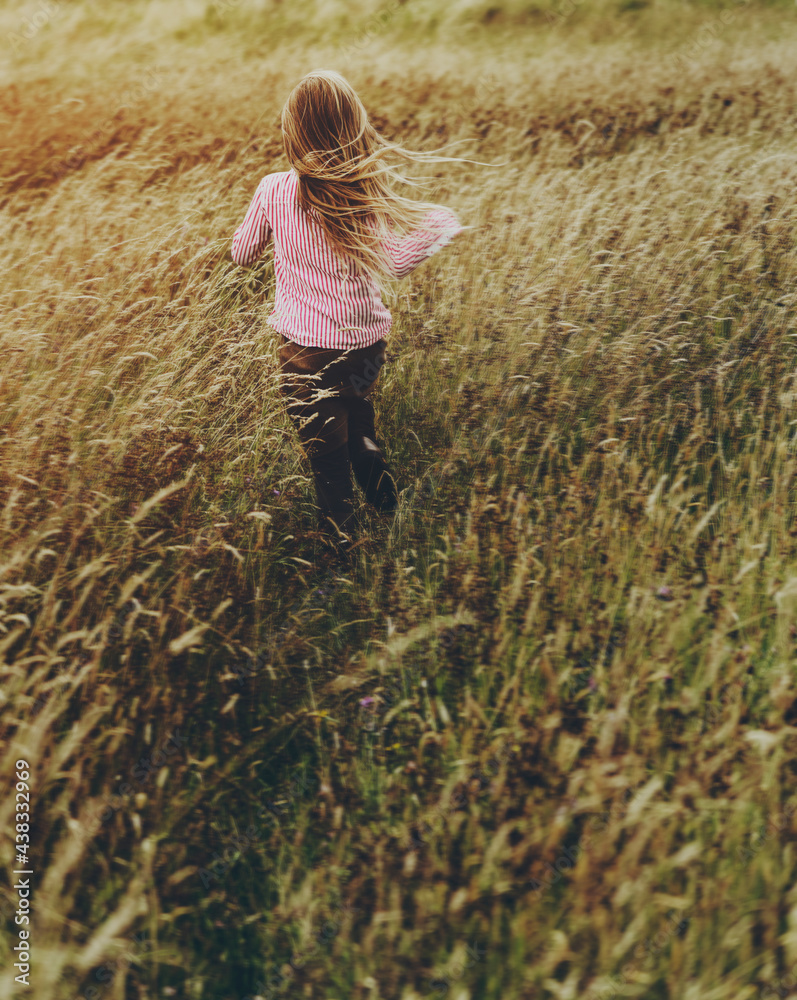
left=2, top=1, right=797, bottom=997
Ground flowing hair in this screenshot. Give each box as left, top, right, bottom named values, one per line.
left=281, top=69, right=485, bottom=289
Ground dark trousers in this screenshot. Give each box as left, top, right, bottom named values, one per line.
left=277, top=334, right=388, bottom=535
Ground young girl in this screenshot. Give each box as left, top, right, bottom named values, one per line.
left=231, top=69, right=466, bottom=552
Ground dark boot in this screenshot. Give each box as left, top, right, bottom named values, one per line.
left=349, top=434, right=398, bottom=513
left=346, top=379, right=397, bottom=513
left=309, top=443, right=357, bottom=542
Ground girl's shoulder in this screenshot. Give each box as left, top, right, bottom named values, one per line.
left=261, top=169, right=299, bottom=203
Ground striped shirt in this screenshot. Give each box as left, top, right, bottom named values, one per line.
left=231, top=169, right=463, bottom=349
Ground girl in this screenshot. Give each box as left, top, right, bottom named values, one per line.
left=231, top=69, right=467, bottom=553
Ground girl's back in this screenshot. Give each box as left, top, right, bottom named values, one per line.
left=232, top=166, right=462, bottom=350
left=233, top=167, right=393, bottom=350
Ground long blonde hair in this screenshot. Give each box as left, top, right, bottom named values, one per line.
left=281, top=69, right=478, bottom=288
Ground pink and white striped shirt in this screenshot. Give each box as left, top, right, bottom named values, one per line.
left=231, top=169, right=463, bottom=349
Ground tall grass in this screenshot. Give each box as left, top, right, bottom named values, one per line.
left=1, top=2, right=797, bottom=998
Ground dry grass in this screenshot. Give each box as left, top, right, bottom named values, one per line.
left=1, top=2, right=797, bottom=998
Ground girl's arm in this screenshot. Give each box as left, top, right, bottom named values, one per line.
left=231, top=177, right=272, bottom=266
left=382, top=207, right=466, bottom=279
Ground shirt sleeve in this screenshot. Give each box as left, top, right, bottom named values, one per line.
left=231, top=177, right=272, bottom=266
left=380, top=207, right=464, bottom=279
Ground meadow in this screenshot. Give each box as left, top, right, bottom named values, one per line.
left=1, top=0, right=797, bottom=997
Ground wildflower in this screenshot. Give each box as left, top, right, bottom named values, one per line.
left=656, top=585, right=673, bottom=600
left=359, top=696, right=375, bottom=707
